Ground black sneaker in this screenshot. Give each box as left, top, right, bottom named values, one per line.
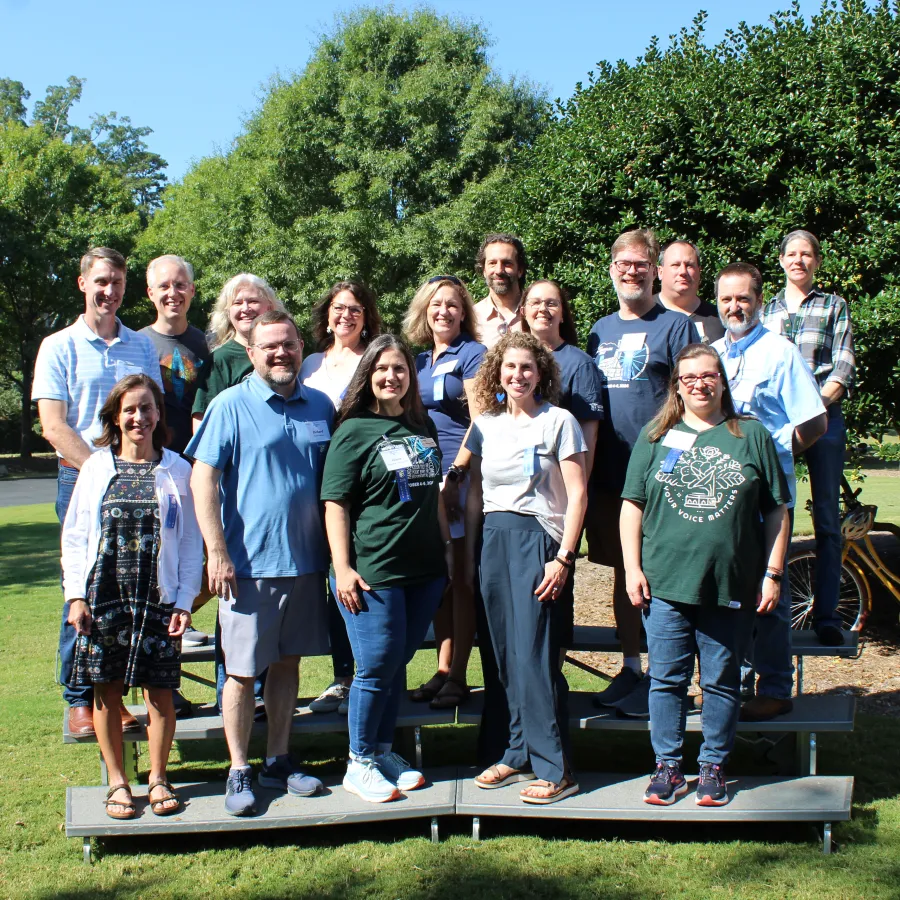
left=643, top=762, right=688, bottom=805
left=695, top=763, right=729, bottom=806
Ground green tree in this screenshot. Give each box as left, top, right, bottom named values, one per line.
left=141, top=7, right=547, bottom=333
left=0, top=79, right=29, bottom=124
left=508, top=0, right=900, bottom=437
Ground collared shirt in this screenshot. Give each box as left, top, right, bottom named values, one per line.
left=473, top=296, right=524, bottom=349
left=762, top=287, right=856, bottom=390
left=185, top=372, right=335, bottom=579
left=31, top=315, right=163, bottom=453
left=713, top=323, right=825, bottom=507
left=416, top=333, right=486, bottom=473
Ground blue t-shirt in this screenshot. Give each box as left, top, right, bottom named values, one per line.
left=586, top=304, right=695, bottom=492
left=416, top=333, right=486, bottom=474
left=553, top=342, right=605, bottom=422
left=184, top=372, right=335, bottom=578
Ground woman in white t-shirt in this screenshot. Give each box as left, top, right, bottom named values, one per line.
left=464, top=332, right=587, bottom=804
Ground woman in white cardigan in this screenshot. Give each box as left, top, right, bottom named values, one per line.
left=63, top=374, right=202, bottom=820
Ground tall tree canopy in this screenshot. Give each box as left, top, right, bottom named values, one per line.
left=141, top=7, right=548, bottom=331
left=508, top=0, right=900, bottom=437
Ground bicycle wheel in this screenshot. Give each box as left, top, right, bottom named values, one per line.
left=788, top=550, right=868, bottom=632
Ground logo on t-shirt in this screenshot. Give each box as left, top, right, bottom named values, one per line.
left=378, top=436, right=441, bottom=487
left=594, top=336, right=649, bottom=383
left=655, top=446, right=746, bottom=523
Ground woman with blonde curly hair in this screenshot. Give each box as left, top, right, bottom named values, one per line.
left=464, top=332, right=587, bottom=804
left=403, top=275, right=486, bottom=709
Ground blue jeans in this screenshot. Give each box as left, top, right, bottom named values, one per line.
left=333, top=576, right=445, bottom=759
left=805, top=405, right=846, bottom=630
left=644, top=597, right=753, bottom=767
left=741, top=507, right=795, bottom=700
left=56, top=462, right=92, bottom=708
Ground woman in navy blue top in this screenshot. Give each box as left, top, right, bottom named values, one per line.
left=403, top=275, right=486, bottom=708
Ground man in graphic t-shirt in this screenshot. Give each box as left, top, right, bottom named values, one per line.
left=585, top=228, right=695, bottom=709
left=655, top=240, right=725, bottom=344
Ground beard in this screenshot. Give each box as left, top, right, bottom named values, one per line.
left=616, top=284, right=649, bottom=306
left=262, top=365, right=299, bottom=387
left=488, top=273, right=515, bottom=296
left=721, top=306, right=760, bottom=338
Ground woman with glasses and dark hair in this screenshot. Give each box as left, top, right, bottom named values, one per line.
left=321, top=335, right=453, bottom=803
left=620, top=344, right=790, bottom=808
left=402, top=275, right=486, bottom=709
left=62, top=374, right=203, bottom=820
left=302, top=281, right=383, bottom=715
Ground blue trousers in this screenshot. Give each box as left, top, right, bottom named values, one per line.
left=644, top=597, right=753, bottom=767
left=333, top=576, right=445, bottom=759
left=56, top=462, right=92, bottom=708
left=479, top=512, right=572, bottom=786
left=805, top=405, right=846, bottom=630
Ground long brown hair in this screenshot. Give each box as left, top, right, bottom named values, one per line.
left=472, top=332, right=560, bottom=416
left=647, top=344, right=744, bottom=442
left=310, top=281, right=382, bottom=352
left=336, top=334, right=428, bottom=431
left=95, top=374, right=170, bottom=451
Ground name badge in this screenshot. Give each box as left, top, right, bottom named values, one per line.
left=380, top=444, right=412, bottom=471
left=165, top=496, right=178, bottom=529
left=432, top=360, right=458, bottom=378
left=731, top=380, right=756, bottom=406
left=307, top=420, right=331, bottom=442
left=619, top=332, right=646, bottom=352
left=694, top=321, right=706, bottom=341
left=661, top=430, right=697, bottom=451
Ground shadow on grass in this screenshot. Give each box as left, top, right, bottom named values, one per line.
left=0, top=518, right=60, bottom=589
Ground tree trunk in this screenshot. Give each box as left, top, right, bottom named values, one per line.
left=19, top=347, right=34, bottom=461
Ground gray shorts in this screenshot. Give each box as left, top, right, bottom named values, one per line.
left=219, top=574, right=328, bottom=677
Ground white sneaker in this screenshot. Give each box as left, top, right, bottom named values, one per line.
left=309, top=681, right=349, bottom=713
left=342, top=757, right=401, bottom=803
left=377, top=751, right=425, bottom=792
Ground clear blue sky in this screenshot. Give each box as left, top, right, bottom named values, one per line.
left=2, top=0, right=806, bottom=182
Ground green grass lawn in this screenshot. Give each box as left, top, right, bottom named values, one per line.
left=791, top=473, right=900, bottom=537
left=1, top=503, right=899, bottom=899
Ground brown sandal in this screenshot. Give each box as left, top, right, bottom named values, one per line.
left=148, top=779, right=181, bottom=816
left=429, top=676, right=470, bottom=709
left=520, top=776, right=580, bottom=805
left=474, top=765, right=537, bottom=789
left=410, top=672, right=447, bottom=702
left=104, top=784, right=136, bottom=820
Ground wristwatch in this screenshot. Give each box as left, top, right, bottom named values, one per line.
left=446, top=465, right=467, bottom=483
left=764, top=570, right=783, bottom=583
left=556, top=549, right=576, bottom=568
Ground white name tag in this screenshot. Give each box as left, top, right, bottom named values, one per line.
left=731, top=380, right=757, bottom=405
left=619, top=332, right=646, bottom=352
left=432, top=360, right=458, bottom=378
left=694, top=321, right=706, bottom=340
left=661, top=430, right=697, bottom=451
left=420, top=437, right=438, bottom=449
left=379, top=444, right=412, bottom=471
left=307, top=420, right=331, bottom=442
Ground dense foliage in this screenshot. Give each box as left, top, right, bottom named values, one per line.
left=507, top=0, right=900, bottom=437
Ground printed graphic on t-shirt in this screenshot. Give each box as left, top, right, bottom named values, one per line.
left=160, top=347, right=202, bottom=403
left=594, top=336, right=649, bottom=384
left=377, top=435, right=441, bottom=487
left=655, top=446, right=746, bottom=522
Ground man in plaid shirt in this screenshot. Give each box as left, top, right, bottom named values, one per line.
left=763, top=230, right=856, bottom=647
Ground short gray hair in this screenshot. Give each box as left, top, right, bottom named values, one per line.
left=146, top=254, right=194, bottom=286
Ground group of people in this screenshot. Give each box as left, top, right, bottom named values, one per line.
left=34, top=224, right=854, bottom=817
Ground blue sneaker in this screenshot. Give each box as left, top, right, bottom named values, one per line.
left=343, top=757, right=401, bottom=803
left=224, top=767, right=257, bottom=816
left=258, top=755, right=323, bottom=797
left=643, top=762, right=688, bottom=806
left=695, top=763, right=729, bottom=806
left=377, top=752, right=425, bottom=792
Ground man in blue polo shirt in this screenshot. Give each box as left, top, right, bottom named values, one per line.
left=32, top=247, right=162, bottom=737
left=187, top=310, right=333, bottom=816
left=713, top=262, right=826, bottom=721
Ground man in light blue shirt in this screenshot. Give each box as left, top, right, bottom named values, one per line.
left=188, top=310, right=334, bottom=816
left=31, top=247, right=162, bottom=737
left=713, top=262, right=826, bottom=722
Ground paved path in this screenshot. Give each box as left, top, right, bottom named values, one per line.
left=0, top=478, right=56, bottom=507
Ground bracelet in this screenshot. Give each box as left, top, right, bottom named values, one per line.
left=555, top=556, right=574, bottom=569
left=446, top=465, right=467, bottom=483
left=764, top=571, right=783, bottom=583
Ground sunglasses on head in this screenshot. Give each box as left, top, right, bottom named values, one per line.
left=428, top=275, right=463, bottom=287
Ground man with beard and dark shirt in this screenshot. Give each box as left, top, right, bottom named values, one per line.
left=655, top=240, right=725, bottom=344
left=585, top=228, right=694, bottom=712
left=473, top=233, right=527, bottom=348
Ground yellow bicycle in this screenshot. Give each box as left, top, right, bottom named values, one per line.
left=789, top=475, right=900, bottom=632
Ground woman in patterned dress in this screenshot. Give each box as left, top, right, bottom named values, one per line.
left=63, top=375, right=203, bottom=819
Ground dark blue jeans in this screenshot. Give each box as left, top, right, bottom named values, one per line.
left=805, top=404, right=846, bottom=630
left=56, top=461, right=92, bottom=708
left=333, top=576, right=445, bottom=759
left=644, top=596, right=753, bottom=767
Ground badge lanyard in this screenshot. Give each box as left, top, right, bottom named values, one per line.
left=165, top=495, right=178, bottom=528
left=660, top=429, right=697, bottom=473
left=523, top=446, right=538, bottom=477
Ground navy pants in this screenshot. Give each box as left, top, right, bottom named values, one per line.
left=479, top=512, right=572, bottom=785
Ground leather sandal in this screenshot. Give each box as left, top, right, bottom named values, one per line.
left=474, top=765, right=537, bottom=790
left=429, top=676, right=470, bottom=709
left=105, top=784, right=136, bottom=820
left=520, top=776, right=580, bottom=805
left=410, top=672, right=447, bottom=702
left=148, top=779, right=181, bottom=816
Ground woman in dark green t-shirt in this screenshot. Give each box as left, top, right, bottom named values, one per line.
left=621, top=344, right=790, bottom=808
left=321, top=335, right=453, bottom=804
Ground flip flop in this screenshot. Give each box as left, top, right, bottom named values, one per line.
left=520, top=777, right=580, bottom=805
left=410, top=672, right=447, bottom=702
left=474, top=765, right=538, bottom=789
left=104, top=784, right=136, bottom=820
left=148, top=779, right=182, bottom=816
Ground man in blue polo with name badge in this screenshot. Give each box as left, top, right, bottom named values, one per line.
left=713, top=262, right=826, bottom=722
left=187, top=310, right=333, bottom=816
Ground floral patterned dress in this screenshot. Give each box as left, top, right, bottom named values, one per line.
left=72, top=457, right=181, bottom=688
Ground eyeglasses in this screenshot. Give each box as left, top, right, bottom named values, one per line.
left=612, top=260, right=652, bottom=274
left=678, top=372, right=721, bottom=387
left=525, top=299, right=561, bottom=311
left=331, top=303, right=365, bottom=318
left=428, top=275, right=463, bottom=287
left=251, top=340, right=302, bottom=354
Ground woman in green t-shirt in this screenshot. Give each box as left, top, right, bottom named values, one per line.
left=621, top=344, right=790, bottom=808
left=321, top=334, right=453, bottom=804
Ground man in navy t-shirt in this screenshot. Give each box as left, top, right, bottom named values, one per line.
left=585, top=228, right=695, bottom=708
